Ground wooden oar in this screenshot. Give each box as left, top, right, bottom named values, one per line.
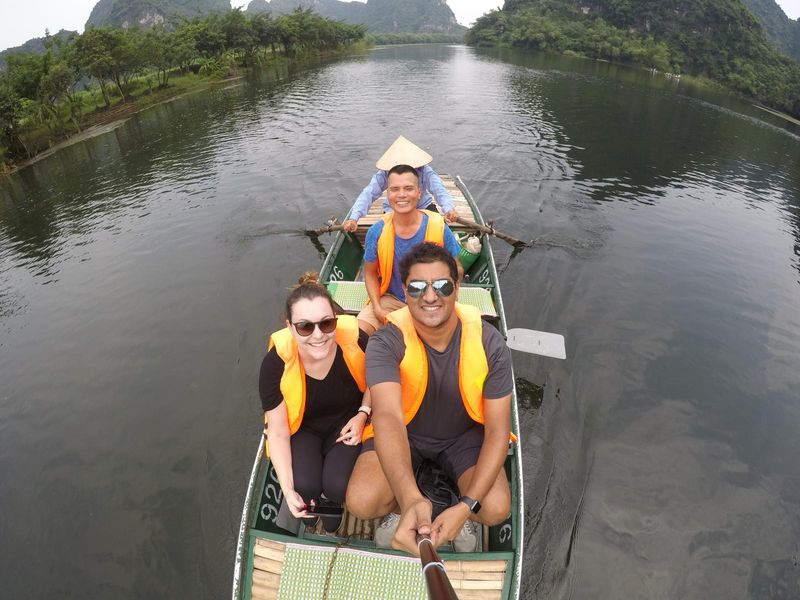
left=416, top=534, right=459, bottom=600
left=454, top=216, right=527, bottom=248
left=506, top=328, right=567, bottom=359
left=305, top=222, right=345, bottom=236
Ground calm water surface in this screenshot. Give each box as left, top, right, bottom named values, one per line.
left=1, top=45, right=799, bottom=599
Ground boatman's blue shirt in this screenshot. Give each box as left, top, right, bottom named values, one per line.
left=348, top=166, right=455, bottom=221
left=363, top=214, right=461, bottom=302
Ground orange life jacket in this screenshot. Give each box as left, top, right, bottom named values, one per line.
left=265, top=314, right=365, bottom=437
left=376, top=210, right=445, bottom=297
left=363, top=304, right=513, bottom=442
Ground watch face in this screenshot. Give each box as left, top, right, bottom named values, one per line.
left=461, top=496, right=481, bottom=513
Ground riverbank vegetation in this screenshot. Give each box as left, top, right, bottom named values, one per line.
left=0, top=8, right=365, bottom=172
left=367, top=32, right=464, bottom=45
left=466, top=0, right=800, bottom=120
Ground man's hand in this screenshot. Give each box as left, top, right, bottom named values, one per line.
left=392, top=497, right=433, bottom=555
left=372, top=303, right=389, bottom=325
left=444, top=209, right=458, bottom=223
left=343, top=219, right=358, bottom=232
left=431, top=502, right=470, bottom=546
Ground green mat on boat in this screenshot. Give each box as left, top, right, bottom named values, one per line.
left=327, top=281, right=497, bottom=317
left=277, top=544, right=427, bottom=600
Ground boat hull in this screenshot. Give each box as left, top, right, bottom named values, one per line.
left=233, top=175, right=523, bottom=600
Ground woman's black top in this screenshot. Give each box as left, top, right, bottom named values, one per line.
left=259, top=331, right=368, bottom=436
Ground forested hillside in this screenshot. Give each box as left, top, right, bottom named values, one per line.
left=740, top=0, right=800, bottom=60
left=467, top=0, right=800, bottom=118
left=246, top=0, right=466, bottom=34
left=86, top=0, right=230, bottom=29
left=0, top=30, right=77, bottom=70
left=0, top=9, right=365, bottom=170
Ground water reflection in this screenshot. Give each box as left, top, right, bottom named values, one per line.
left=491, top=46, right=800, bottom=598
left=0, top=45, right=799, bottom=599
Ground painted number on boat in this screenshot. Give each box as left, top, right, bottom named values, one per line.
left=499, top=523, right=512, bottom=543
left=260, top=468, right=283, bottom=523
left=329, top=266, right=344, bottom=282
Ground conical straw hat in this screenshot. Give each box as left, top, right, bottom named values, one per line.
left=375, top=136, right=433, bottom=170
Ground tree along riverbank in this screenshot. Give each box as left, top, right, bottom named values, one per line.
left=0, top=9, right=366, bottom=173
left=466, top=0, right=800, bottom=121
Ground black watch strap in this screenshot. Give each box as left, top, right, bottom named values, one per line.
left=459, top=495, right=481, bottom=514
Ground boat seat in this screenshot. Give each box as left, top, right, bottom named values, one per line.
left=326, top=281, right=497, bottom=318
left=250, top=536, right=508, bottom=600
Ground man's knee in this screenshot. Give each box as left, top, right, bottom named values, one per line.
left=476, top=484, right=511, bottom=525
left=345, top=452, right=394, bottom=518
left=358, top=319, right=376, bottom=336
left=478, top=497, right=511, bottom=525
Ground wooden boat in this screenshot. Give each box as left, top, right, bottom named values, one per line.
left=232, top=175, right=524, bottom=600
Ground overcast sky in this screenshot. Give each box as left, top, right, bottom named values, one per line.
left=2, top=0, right=798, bottom=53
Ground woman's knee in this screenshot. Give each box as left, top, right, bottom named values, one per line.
left=321, top=443, right=361, bottom=504
left=293, top=476, right=322, bottom=503
left=322, top=474, right=349, bottom=504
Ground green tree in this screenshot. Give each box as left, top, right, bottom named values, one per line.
left=220, top=8, right=258, bottom=62
left=0, top=79, right=23, bottom=162
left=74, top=27, right=136, bottom=105
left=189, top=17, right=226, bottom=58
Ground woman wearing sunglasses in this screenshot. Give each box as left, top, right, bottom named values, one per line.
left=259, top=272, right=371, bottom=531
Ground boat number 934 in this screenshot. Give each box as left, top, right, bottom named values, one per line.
left=328, top=266, right=344, bottom=282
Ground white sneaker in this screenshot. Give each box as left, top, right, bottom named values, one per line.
left=374, top=512, right=400, bottom=548
left=453, top=519, right=481, bottom=553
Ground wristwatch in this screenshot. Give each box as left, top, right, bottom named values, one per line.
left=459, top=495, right=481, bottom=514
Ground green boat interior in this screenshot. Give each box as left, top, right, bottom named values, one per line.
left=234, top=176, right=522, bottom=600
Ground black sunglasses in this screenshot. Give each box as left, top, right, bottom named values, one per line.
left=292, top=316, right=337, bottom=337
left=405, top=279, right=455, bottom=299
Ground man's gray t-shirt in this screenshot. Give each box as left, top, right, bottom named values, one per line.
left=366, top=320, right=513, bottom=451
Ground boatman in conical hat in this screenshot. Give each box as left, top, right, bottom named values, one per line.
left=355, top=163, right=463, bottom=335
left=342, top=136, right=459, bottom=233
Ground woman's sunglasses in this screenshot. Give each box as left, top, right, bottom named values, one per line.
left=405, top=279, right=456, bottom=299
left=292, top=316, right=338, bottom=337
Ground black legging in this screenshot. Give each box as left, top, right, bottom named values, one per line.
left=290, top=424, right=361, bottom=529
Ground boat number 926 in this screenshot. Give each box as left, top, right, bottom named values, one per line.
left=260, top=473, right=283, bottom=523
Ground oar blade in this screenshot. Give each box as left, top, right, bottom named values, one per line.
left=506, top=328, right=566, bottom=359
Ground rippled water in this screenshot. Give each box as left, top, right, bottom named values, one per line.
left=1, top=45, right=799, bottom=599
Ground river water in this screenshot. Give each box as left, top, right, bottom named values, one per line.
left=1, top=44, right=799, bottom=599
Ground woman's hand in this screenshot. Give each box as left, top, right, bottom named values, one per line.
left=336, top=412, right=368, bottom=446
left=284, top=488, right=309, bottom=518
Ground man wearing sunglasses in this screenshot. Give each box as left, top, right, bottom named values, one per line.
left=357, top=164, right=462, bottom=335
left=346, top=242, right=513, bottom=555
